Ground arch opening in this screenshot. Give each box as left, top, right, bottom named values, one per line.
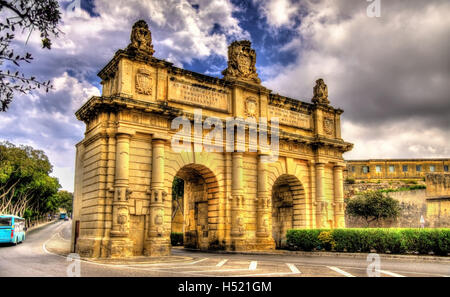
left=271, top=174, right=306, bottom=248
left=170, top=163, right=220, bottom=250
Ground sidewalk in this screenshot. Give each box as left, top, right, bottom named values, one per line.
left=45, top=230, right=449, bottom=264
left=44, top=230, right=193, bottom=265
left=28, top=219, right=58, bottom=232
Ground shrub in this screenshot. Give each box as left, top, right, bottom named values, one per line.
left=345, top=178, right=355, bottom=184
left=286, top=228, right=450, bottom=255
left=318, top=231, right=336, bottom=251
left=170, top=232, right=183, bottom=246
left=286, top=229, right=322, bottom=251
left=435, top=229, right=450, bottom=256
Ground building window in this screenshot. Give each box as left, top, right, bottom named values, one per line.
left=402, top=165, right=408, bottom=172
left=416, top=165, right=422, bottom=172
left=362, top=166, right=370, bottom=174
left=389, top=165, right=395, bottom=173
left=430, top=165, right=435, bottom=172
left=351, top=166, right=355, bottom=172
left=445, top=165, right=449, bottom=172
left=376, top=165, right=382, bottom=173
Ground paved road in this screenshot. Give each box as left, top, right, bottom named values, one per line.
left=0, top=221, right=449, bottom=277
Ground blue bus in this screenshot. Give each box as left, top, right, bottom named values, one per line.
left=0, top=215, right=26, bottom=245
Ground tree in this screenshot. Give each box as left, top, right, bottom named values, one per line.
left=0, top=141, right=60, bottom=218
left=171, top=177, right=184, bottom=220
left=54, top=190, right=73, bottom=215
left=345, top=191, right=401, bottom=227
left=0, top=0, right=62, bottom=111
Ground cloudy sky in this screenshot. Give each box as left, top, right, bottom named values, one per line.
left=1, top=0, right=449, bottom=192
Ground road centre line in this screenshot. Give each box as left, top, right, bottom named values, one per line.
left=216, top=259, right=228, bottom=267
left=377, top=270, right=405, bottom=277
left=249, top=261, right=258, bottom=270
left=287, top=263, right=301, bottom=274
left=327, top=266, right=355, bottom=277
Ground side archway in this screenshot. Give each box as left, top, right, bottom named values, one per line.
left=171, top=163, right=221, bottom=250
left=271, top=174, right=306, bottom=248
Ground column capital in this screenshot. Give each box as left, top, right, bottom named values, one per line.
left=333, top=162, right=346, bottom=169
left=116, top=127, right=135, bottom=137
left=258, top=150, right=271, bottom=157
left=316, top=162, right=326, bottom=167
left=152, top=133, right=170, bottom=142
left=116, top=132, right=132, bottom=140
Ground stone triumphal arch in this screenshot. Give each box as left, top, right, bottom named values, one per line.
left=71, top=20, right=353, bottom=258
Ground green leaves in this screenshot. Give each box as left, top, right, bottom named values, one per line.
left=286, top=228, right=450, bottom=255
left=0, top=0, right=61, bottom=111
left=0, top=141, right=63, bottom=218
left=346, top=191, right=401, bottom=227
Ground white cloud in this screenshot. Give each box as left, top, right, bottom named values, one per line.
left=1, top=0, right=248, bottom=192
left=253, top=0, right=300, bottom=28
left=0, top=72, right=100, bottom=191
left=262, top=0, right=450, bottom=159
left=342, top=120, right=450, bottom=160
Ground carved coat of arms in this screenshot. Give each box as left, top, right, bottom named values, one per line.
left=222, top=40, right=261, bottom=84
left=245, top=97, right=258, bottom=118
left=323, top=117, right=334, bottom=135
left=135, top=68, right=152, bottom=95
left=127, top=20, right=155, bottom=56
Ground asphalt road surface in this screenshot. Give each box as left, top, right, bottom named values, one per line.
left=0, top=221, right=449, bottom=277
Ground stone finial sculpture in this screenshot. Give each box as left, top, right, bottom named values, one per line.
left=222, top=40, right=261, bottom=84
left=312, top=78, right=330, bottom=105
left=126, top=20, right=155, bottom=56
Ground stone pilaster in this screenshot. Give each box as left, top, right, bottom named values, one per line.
left=230, top=152, right=246, bottom=250
left=315, top=162, right=328, bottom=228
left=144, top=137, right=170, bottom=256
left=333, top=165, right=346, bottom=228
left=256, top=153, right=275, bottom=249
left=109, top=133, right=133, bottom=258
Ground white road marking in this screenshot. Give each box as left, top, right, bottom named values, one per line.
left=125, top=258, right=207, bottom=267
left=377, top=270, right=405, bottom=277
left=190, top=258, right=209, bottom=265
left=181, top=268, right=253, bottom=273
left=41, top=223, right=445, bottom=277
left=249, top=261, right=258, bottom=270
left=216, top=259, right=228, bottom=267
left=232, top=272, right=300, bottom=277
left=327, top=266, right=355, bottom=277
left=287, top=263, right=301, bottom=274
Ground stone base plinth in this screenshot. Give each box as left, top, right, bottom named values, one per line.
left=230, top=237, right=248, bottom=251
left=255, top=237, right=276, bottom=250
left=109, top=238, right=133, bottom=258
left=143, top=239, right=171, bottom=256
left=75, top=237, right=102, bottom=258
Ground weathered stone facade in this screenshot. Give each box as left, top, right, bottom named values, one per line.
left=426, top=173, right=450, bottom=227
left=344, top=159, right=449, bottom=182
left=344, top=174, right=450, bottom=228
left=71, top=20, right=352, bottom=258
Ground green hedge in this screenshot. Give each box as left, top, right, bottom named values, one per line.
left=286, top=229, right=450, bottom=256
left=170, top=232, right=183, bottom=246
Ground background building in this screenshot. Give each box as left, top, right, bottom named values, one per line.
left=344, top=159, right=449, bottom=182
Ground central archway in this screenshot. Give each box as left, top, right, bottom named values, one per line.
left=171, top=163, right=220, bottom=250
left=271, top=174, right=306, bottom=248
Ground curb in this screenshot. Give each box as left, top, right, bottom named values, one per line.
left=181, top=248, right=450, bottom=263
left=82, top=256, right=194, bottom=266
left=27, top=220, right=59, bottom=233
